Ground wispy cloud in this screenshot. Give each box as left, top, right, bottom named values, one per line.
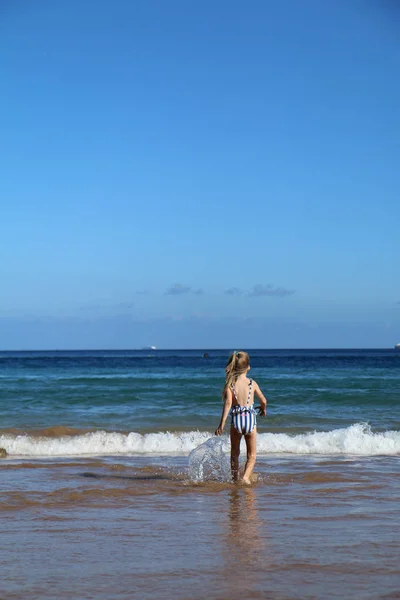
left=248, top=284, right=295, bottom=297
left=115, top=301, right=135, bottom=310
left=224, top=287, right=244, bottom=296
left=165, top=284, right=192, bottom=295
left=165, top=283, right=203, bottom=296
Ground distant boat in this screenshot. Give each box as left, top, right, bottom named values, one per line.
left=395, top=343, right=400, bottom=350
left=142, top=345, right=157, bottom=351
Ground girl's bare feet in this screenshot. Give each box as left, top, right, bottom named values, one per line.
left=241, top=472, right=258, bottom=485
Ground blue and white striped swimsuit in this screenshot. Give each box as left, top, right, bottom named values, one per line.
left=230, top=379, right=257, bottom=435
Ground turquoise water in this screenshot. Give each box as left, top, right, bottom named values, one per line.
left=0, top=349, right=399, bottom=457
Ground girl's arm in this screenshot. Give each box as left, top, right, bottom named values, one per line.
left=254, top=381, right=267, bottom=416
left=215, top=388, right=233, bottom=436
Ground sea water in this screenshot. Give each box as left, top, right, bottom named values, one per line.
left=1, top=349, right=399, bottom=599
left=1, top=349, right=399, bottom=457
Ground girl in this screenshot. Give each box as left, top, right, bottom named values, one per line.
left=215, top=351, right=267, bottom=485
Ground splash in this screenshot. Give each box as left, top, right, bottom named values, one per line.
left=188, top=437, right=232, bottom=482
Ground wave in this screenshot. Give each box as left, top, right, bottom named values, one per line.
left=0, top=424, right=399, bottom=458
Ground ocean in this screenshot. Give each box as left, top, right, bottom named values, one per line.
left=1, top=349, right=399, bottom=599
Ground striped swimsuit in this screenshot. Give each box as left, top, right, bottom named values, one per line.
left=230, top=379, right=257, bottom=435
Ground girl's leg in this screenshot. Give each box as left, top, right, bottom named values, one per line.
left=242, top=428, right=257, bottom=485
left=230, top=426, right=242, bottom=482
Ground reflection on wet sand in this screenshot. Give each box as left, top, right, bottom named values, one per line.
left=222, top=486, right=269, bottom=596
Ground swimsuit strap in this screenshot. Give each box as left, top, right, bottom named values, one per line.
left=231, top=383, right=238, bottom=403
left=247, top=379, right=253, bottom=405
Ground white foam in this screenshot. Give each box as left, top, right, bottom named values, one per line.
left=0, top=423, right=399, bottom=458
left=0, top=430, right=210, bottom=458
left=257, top=423, right=400, bottom=456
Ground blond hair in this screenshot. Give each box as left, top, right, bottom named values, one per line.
left=222, top=351, right=250, bottom=398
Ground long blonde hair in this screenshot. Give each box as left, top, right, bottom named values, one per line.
left=222, top=351, right=250, bottom=398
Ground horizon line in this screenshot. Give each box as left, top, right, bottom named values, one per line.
left=0, top=347, right=396, bottom=352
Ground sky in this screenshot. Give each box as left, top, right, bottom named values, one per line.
left=1, top=0, right=399, bottom=349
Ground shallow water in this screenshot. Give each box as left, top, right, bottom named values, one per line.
left=2, top=455, right=400, bottom=599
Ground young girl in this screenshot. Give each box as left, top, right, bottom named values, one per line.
left=215, top=351, right=267, bottom=485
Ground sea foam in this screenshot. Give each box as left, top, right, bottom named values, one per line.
left=0, top=423, right=399, bottom=458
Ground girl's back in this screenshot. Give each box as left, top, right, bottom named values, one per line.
left=231, top=376, right=254, bottom=407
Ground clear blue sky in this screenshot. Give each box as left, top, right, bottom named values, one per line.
left=1, top=0, right=399, bottom=348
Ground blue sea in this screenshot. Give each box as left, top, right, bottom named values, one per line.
left=1, top=348, right=399, bottom=457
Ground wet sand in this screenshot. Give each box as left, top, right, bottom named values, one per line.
left=1, top=456, right=400, bottom=599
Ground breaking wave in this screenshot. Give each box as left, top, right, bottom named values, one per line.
left=0, top=424, right=399, bottom=458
